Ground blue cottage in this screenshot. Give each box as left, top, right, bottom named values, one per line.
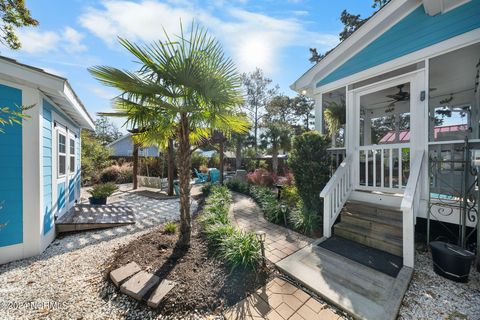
left=0, top=56, right=94, bottom=264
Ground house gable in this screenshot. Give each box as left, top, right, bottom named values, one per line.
left=316, top=0, right=480, bottom=87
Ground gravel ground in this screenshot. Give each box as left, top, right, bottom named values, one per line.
left=399, top=251, right=480, bottom=320
left=0, top=185, right=199, bottom=320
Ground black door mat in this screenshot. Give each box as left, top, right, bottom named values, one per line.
left=318, top=236, right=403, bottom=277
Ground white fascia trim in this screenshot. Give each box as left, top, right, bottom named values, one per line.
left=107, top=133, right=131, bottom=147
left=314, top=28, right=480, bottom=95
left=291, top=0, right=417, bottom=93
left=40, top=92, right=81, bottom=135
left=63, top=82, right=95, bottom=130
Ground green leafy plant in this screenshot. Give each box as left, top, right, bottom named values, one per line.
left=200, top=185, right=261, bottom=270
left=219, top=230, right=261, bottom=270
left=225, top=179, right=251, bottom=195
left=249, top=186, right=283, bottom=224
left=163, top=221, right=177, bottom=234
left=204, top=223, right=234, bottom=248
left=88, top=183, right=118, bottom=199
left=201, top=183, right=214, bottom=197
left=288, top=131, right=330, bottom=215
left=289, top=206, right=319, bottom=236
left=282, top=184, right=301, bottom=208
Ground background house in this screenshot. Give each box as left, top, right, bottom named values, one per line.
left=108, top=133, right=159, bottom=157
left=0, top=57, right=94, bottom=264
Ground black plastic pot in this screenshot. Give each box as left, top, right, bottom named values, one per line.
left=430, top=241, right=475, bottom=283
left=89, top=197, right=107, bottom=205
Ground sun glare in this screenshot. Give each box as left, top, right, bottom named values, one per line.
left=239, top=36, right=272, bottom=71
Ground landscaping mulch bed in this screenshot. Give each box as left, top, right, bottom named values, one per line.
left=106, top=221, right=277, bottom=318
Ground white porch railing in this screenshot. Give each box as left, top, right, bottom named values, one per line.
left=400, top=150, right=425, bottom=268
left=358, top=143, right=410, bottom=190
left=320, top=157, right=353, bottom=237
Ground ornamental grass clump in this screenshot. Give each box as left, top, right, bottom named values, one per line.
left=219, top=230, right=262, bottom=271
left=163, top=221, right=177, bottom=234
left=200, top=185, right=261, bottom=270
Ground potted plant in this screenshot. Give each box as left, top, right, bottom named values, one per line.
left=88, top=183, right=118, bottom=205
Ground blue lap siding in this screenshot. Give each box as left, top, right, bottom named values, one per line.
left=42, top=101, right=53, bottom=235
left=317, top=0, right=480, bottom=87
left=0, top=84, right=23, bottom=247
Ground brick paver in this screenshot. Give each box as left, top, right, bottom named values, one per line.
left=224, top=278, right=347, bottom=320
left=229, top=192, right=314, bottom=264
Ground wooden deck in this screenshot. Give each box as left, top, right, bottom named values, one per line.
left=276, top=238, right=413, bottom=320
left=56, top=204, right=135, bottom=233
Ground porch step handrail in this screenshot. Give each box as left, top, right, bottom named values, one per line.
left=400, top=150, right=425, bottom=268
left=320, top=157, right=353, bottom=238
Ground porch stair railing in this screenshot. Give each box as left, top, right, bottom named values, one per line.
left=401, top=150, right=425, bottom=268
left=320, top=157, right=353, bottom=237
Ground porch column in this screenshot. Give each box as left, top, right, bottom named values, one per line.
left=314, top=94, right=323, bottom=134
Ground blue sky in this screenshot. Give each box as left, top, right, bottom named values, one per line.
left=4, top=0, right=376, bottom=129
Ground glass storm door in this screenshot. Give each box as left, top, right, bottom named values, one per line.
left=355, top=78, right=415, bottom=191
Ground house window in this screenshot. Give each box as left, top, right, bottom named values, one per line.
left=58, top=132, right=66, bottom=176
left=69, top=138, right=75, bottom=173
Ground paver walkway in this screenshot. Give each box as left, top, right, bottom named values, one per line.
left=229, top=192, right=313, bottom=263
left=227, top=193, right=347, bottom=320
left=224, top=277, right=347, bottom=320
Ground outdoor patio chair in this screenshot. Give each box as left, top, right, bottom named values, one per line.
left=194, top=168, right=208, bottom=184
left=209, top=168, right=220, bottom=184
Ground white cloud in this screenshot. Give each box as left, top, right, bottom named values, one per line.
left=16, top=29, right=60, bottom=54
left=78, top=0, right=338, bottom=74
left=63, top=27, right=87, bottom=53
left=15, top=27, right=88, bottom=55
left=41, top=67, right=65, bottom=77
left=91, top=86, right=120, bottom=99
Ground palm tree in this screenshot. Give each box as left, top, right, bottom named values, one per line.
left=260, top=121, right=292, bottom=175
left=89, top=23, right=248, bottom=246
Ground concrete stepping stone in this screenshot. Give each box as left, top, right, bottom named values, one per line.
left=110, top=262, right=141, bottom=287
left=147, top=279, right=177, bottom=308
left=120, top=271, right=160, bottom=301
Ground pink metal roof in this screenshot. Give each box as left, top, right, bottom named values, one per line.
left=378, top=124, right=467, bottom=144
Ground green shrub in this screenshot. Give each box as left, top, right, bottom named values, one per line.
left=288, top=131, right=330, bottom=214
left=88, top=182, right=118, bottom=199
left=204, top=223, right=234, bottom=247
left=200, top=185, right=261, bottom=270
left=100, top=164, right=133, bottom=184
left=219, top=230, right=261, bottom=270
left=163, top=221, right=177, bottom=234
left=249, top=186, right=283, bottom=224
left=225, top=179, right=251, bottom=195
left=289, top=206, right=319, bottom=236
left=282, top=184, right=301, bottom=208
left=199, top=185, right=231, bottom=226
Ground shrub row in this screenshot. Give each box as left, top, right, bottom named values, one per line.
left=226, top=180, right=319, bottom=236
left=200, top=185, right=261, bottom=270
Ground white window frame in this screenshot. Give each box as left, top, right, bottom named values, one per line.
left=69, top=135, right=76, bottom=174
left=57, top=128, right=67, bottom=178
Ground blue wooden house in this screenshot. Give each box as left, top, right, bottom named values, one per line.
left=0, top=57, right=94, bottom=264
left=283, top=0, right=480, bottom=318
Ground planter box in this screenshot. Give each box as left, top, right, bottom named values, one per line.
left=137, top=176, right=167, bottom=189
left=89, top=197, right=107, bottom=205
left=430, top=241, right=475, bottom=283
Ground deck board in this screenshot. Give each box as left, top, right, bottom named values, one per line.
left=276, top=238, right=413, bottom=320
left=56, top=204, right=135, bottom=232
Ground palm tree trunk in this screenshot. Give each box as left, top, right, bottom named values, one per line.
left=132, top=143, right=139, bottom=189
left=167, top=138, right=174, bottom=196
left=178, top=113, right=191, bottom=246
left=272, top=145, right=279, bottom=175
left=235, top=138, right=242, bottom=170
left=219, top=139, right=225, bottom=185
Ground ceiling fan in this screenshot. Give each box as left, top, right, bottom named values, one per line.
left=386, top=85, right=410, bottom=102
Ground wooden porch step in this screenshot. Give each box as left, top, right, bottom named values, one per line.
left=334, top=222, right=403, bottom=256
left=345, top=200, right=402, bottom=222
left=341, top=211, right=402, bottom=237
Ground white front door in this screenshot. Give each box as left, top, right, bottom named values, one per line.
left=351, top=71, right=426, bottom=192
